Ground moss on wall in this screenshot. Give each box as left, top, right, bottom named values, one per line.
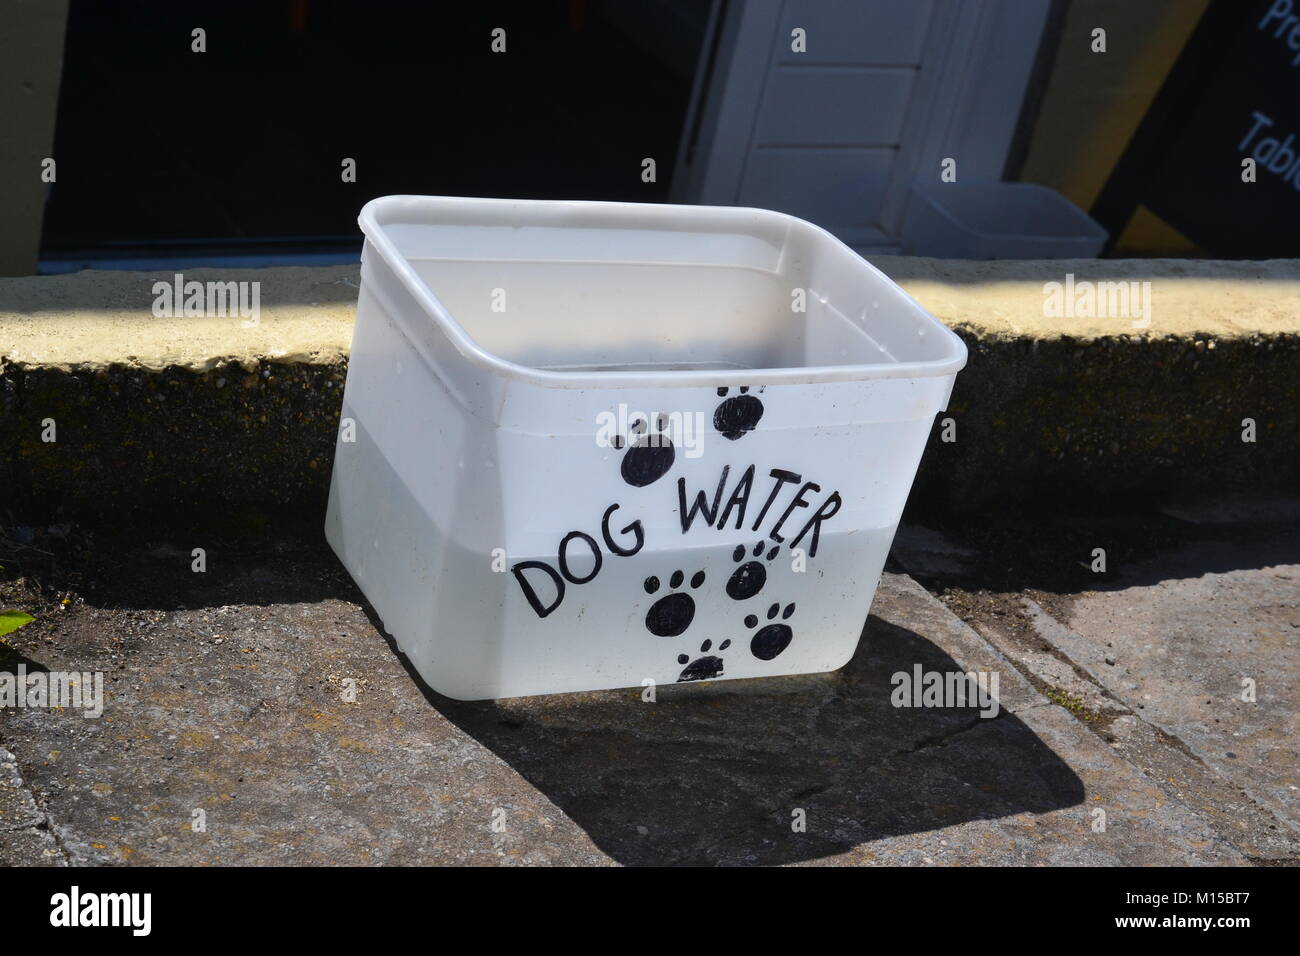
left=910, top=329, right=1300, bottom=516
left=3, top=328, right=1296, bottom=527
left=1, top=359, right=346, bottom=524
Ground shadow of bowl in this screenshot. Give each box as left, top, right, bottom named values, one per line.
left=404, top=613, right=1085, bottom=866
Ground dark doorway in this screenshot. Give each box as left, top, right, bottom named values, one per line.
left=41, top=0, right=708, bottom=267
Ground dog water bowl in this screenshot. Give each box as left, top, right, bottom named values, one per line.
left=326, top=196, right=966, bottom=699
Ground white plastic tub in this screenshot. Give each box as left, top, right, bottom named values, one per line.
left=902, top=181, right=1108, bottom=259
left=326, top=196, right=966, bottom=699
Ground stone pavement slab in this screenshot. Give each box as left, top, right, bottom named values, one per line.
left=0, top=745, right=64, bottom=865
left=893, top=516, right=1300, bottom=862
left=1059, top=540, right=1300, bottom=835
left=0, top=534, right=1259, bottom=865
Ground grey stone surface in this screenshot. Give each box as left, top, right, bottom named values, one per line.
left=1063, top=540, right=1300, bottom=836
left=0, top=745, right=64, bottom=865
left=829, top=700, right=1246, bottom=866
left=956, top=596, right=1300, bottom=862
left=1021, top=599, right=1132, bottom=719
left=902, top=518, right=1300, bottom=862
left=0, top=534, right=1263, bottom=865
left=3, top=597, right=607, bottom=866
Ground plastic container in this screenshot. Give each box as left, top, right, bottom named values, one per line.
left=901, top=181, right=1108, bottom=259
left=326, top=196, right=966, bottom=699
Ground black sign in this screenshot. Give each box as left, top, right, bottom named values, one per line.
left=1094, top=0, right=1300, bottom=257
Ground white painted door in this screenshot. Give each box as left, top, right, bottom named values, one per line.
left=672, top=0, right=1052, bottom=254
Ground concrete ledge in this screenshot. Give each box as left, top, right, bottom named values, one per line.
left=0, top=266, right=358, bottom=369
left=1, top=259, right=1297, bottom=521
left=875, top=257, right=1300, bottom=512
left=867, top=256, right=1300, bottom=339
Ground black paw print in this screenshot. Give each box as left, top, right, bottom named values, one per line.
left=677, top=638, right=731, bottom=683
left=615, top=414, right=675, bottom=487
left=714, top=386, right=764, bottom=440
left=745, top=601, right=796, bottom=660
left=726, top=540, right=780, bottom=600
left=643, top=569, right=706, bottom=637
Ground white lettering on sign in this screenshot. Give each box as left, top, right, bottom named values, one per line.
left=1239, top=111, right=1300, bottom=188
left=1259, top=0, right=1300, bottom=67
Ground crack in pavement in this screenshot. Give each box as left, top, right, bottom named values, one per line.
left=893, top=713, right=998, bottom=756
left=956, top=593, right=1300, bottom=860
left=0, top=742, right=69, bottom=864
